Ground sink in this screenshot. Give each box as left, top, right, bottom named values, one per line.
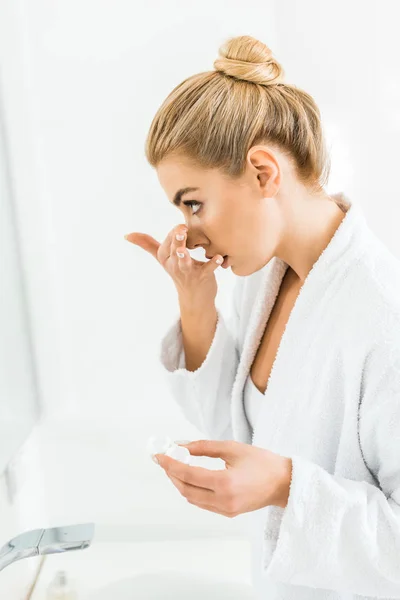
left=27, top=527, right=256, bottom=598
left=85, top=570, right=256, bottom=599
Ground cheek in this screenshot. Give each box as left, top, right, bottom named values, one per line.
left=204, top=206, right=255, bottom=249
left=202, top=212, right=231, bottom=240
left=230, top=212, right=257, bottom=242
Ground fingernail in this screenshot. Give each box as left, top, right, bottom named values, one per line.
left=176, top=233, right=185, bottom=241
left=152, top=455, right=159, bottom=465
left=174, top=439, right=191, bottom=445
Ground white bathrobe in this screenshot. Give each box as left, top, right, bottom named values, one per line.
left=159, top=192, right=400, bottom=599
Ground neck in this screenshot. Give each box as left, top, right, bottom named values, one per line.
left=276, top=195, right=347, bottom=284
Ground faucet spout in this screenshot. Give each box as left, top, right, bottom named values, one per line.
left=0, top=523, right=95, bottom=572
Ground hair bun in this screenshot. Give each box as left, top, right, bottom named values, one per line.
left=213, top=35, right=285, bottom=86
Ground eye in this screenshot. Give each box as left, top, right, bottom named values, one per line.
left=183, top=200, right=202, bottom=215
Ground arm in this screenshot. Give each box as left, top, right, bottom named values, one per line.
left=178, top=301, right=218, bottom=372
left=159, top=278, right=244, bottom=440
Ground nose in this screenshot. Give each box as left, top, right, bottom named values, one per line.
left=184, top=233, right=206, bottom=253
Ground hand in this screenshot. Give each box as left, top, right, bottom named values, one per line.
left=154, top=439, right=293, bottom=517
left=124, top=224, right=224, bottom=307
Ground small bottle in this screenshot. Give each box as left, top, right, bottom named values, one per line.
left=146, top=435, right=192, bottom=465
left=46, top=571, right=77, bottom=600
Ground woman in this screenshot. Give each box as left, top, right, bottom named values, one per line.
left=125, top=35, right=400, bottom=599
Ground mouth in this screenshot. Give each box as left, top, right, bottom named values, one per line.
left=221, top=255, right=230, bottom=268
left=205, top=254, right=229, bottom=265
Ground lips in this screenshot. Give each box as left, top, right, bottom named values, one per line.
left=221, top=255, right=230, bottom=268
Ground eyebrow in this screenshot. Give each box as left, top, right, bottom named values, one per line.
left=172, top=187, right=200, bottom=207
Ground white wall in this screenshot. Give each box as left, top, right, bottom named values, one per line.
left=0, top=98, right=40, bottom=475
left=272, top=0, right=400, bottom=242
left=0, top=0, right=280, bottom=430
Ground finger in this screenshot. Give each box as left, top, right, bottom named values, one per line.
left=171, top=226, right=192, bottom=272
left=168, top=476, right=233, bottom=516
left=185, top=495, right=236, bottom=518
left=174, top=245, right=224, bottom=274
left=174, top=245, right=192, bottom=271
left=184, top=440, right=238, bottom=460
left=124, top=224, right=188, bottom=265
left=124, top=232, right=160, bottom=261
left=169, top=475, right=219, bottom=508
left=168, top=476, right=234, bottom=518
left=158, top=224, right=188, bottom=266
left=203, top=254, right=225, bottom=274
left=187, top=501, right=234, bottom=518
left=156, top=454, right=218, bottom=491
left=168, top=474, right=212, bottom=496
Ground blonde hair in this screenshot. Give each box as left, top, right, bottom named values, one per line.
left=145, top=35, right=331, bottom=192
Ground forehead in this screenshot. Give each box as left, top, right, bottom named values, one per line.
left=157, top=158, right=229, bottom=205
left=157, top=157, right=203, bottom=191
left=157, top=162, right=202, bottom=208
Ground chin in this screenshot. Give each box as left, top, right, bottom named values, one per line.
left=231, top=260, right=267, bottom=277
left=230, top=264, right=254, bottom=277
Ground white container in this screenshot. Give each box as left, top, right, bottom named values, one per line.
left=146, top=436, right=192, bottom=464
left=46, top=570, right=77, bottom=600
left=146, top=435, right=226, bottom=470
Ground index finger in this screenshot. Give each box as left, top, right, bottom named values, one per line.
left=156, top=454, right=221, bottom=491
left=157, top=224, right=186, bottom=264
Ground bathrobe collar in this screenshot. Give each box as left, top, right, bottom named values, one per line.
left=231, top=192, right=371, bottom=445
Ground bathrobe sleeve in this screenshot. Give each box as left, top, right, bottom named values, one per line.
left=263, top=349, right=400, bottom=597
left=158, top=278, right=244, bottom=441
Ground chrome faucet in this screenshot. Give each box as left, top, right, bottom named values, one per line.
left=0, top=523, right=94, bottom=572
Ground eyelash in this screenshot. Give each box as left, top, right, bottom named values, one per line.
left=183, top=200, right=201, bottom=215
